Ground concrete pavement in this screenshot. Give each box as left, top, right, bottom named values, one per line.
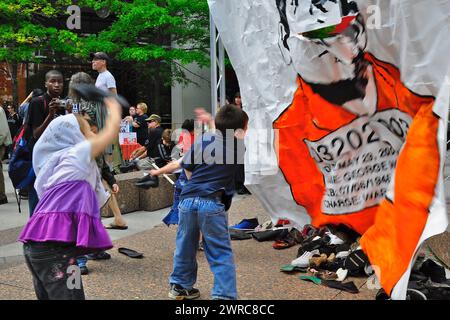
left=0, top=193, right=379, bottom=300
left=0, top=163, right=448, bottom=300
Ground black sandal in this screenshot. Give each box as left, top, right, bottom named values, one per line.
left=118, top=247, right=144, bottom=259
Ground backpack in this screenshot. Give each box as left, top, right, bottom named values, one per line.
left=8, top=137, right=35, bottom=189
left=8, top=96, right=46, bottom=189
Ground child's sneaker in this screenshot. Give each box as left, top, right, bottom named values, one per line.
left=80, top=266, right=89, bottom=275
left=229, top=218, right=259, bottom=230
left=168, top=284, right=200, bottom=300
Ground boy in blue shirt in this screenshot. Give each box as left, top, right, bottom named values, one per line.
left=168, top=105, right=248, bottom=300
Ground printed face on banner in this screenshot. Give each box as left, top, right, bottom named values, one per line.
left=273, top=0, right=434, bottom=225
left=284, top=0, right=342, bottom=35
left=278, top=0, right=366, bottom=86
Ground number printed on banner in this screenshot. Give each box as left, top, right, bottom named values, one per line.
left=304, top=109, right=412, bottom=214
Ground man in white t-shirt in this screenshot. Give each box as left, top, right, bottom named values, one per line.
left=91, top=52, right=117, bottom=94
left=88, top=52, right=121, bottom=262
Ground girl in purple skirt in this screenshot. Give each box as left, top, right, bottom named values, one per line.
left=18, top=97, right=121, bottom=300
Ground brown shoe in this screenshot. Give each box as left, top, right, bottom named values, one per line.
left=309, top=253, right=328, bottom=268
left=327, top=253, right=336, bottom=263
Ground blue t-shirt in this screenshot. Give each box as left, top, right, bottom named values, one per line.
left=180, top=132, right=244, bottom=200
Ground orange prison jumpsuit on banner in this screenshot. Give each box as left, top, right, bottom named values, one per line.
left=273, top=52, right=440, bottom=294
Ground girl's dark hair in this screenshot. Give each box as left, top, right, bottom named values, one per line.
left=214, top=104, right=248, bottom=136
left=181, top=119, right=195, bottom=132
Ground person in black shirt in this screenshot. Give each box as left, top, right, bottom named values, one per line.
left=148, top=128, right=174, bottom=168
left=6, top=105, right=20, bottom=159
left=26, top=70, right=67, bottom=216
left=130, top=102, right=149, bottom=146
left=6, top=106, right=20, bottom=139
left=144, top=114, right=164, bottom=158
left=124, top=114, right=169, bottom=171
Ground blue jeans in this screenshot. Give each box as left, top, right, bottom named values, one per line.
left=169, top=196, right=237, bottom=300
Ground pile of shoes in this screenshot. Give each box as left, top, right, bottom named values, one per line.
left=278, top=223, right=450, bottom=299
left=376, top=257, right=450, bottom=300
left=405, top=258, right=450, bottom=300
left=280, top=224, right=369, bottom=294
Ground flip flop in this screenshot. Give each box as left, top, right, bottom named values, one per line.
left=280, top=264, right=308, bottom=273
left=105, top=224, right=128, bottom=230
left=118, top=247, right=143, bottom=259
left=299, top=275, right=322, bottom=285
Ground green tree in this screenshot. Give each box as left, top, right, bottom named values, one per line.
left=81, top=0, right=210, bottom=113
left=0, top=0, right=81, bottom=106
left=1, top=0, right=211, bottom=112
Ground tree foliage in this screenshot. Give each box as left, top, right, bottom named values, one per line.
left=0, top=0, right=211, bottom=105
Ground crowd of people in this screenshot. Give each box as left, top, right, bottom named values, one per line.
left=0, top=51, right=254, bottom=300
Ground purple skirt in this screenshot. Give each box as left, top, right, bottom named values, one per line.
left=19, top=180, right=113, bottom=254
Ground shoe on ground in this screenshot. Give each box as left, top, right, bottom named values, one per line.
left=87, top=251, right=111, bottom=260
left=229, top=218, right=259, bottom=231
left=135, top=174, right=159, bottom=189
left=291, top=249, right=319, bottom=268
left=344, top=248, right=368, bottom=272
left=335, top=244, right=351, bottom=259
left=119, top=161, right=137, bottom=173
left=237, top=187, right=251, bottom=195
left=406, top=288, right=428, bottom=300
left=419, top=259, right=447, bottom=283
left=274, top=218, right=291, bottom=227
left=19, top=189, right=28, bottom=199
left=168, top=284, right=200, bottom=300
left=309, top=253, right=328, bottom=268
left=255, top=220, right=273, bottom=232
left=80, top=266, right=89, bottom=275
left=336, top=268, right=348, bottom=282
left=325, top=231, right=345, bottom=245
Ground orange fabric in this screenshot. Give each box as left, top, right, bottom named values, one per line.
left=273, top=53, right=434, bottom=234
left=360, top=103, right=439, bottom=295
left=273, top=52, right=439, bottom=294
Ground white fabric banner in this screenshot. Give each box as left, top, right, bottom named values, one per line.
left=208, top=0, right=450, bottom=299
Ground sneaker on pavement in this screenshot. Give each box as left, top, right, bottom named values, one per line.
left=80, top=266, right=89, bottom=275
left=336, top=251, right=350, bottom=259
left=87, top=251, right=111, bottom=260
left=291, top=249, right=320, bottom=268
left=229, top=218, right=259, bottom=231
left=325, top=231, right=345, bottom=245
left=168, top=284, right=200, bottom=300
